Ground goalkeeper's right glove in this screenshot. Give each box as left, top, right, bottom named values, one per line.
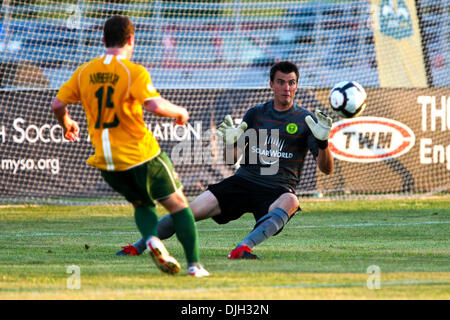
left=305, top=109, right=332, bottom=149
left=216, top=115, right=248, bottom=145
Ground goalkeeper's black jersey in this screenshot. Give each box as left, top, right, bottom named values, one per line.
left=235, top=100, right=320, bottom=192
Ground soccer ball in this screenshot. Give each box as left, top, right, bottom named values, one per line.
left=329, top=81, right=367, bottom=118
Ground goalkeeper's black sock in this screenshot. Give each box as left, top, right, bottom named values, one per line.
left=171, top=207, right=200, bottom=264
left=132, top=237, right=147, bottom=253
left=157, top=214, right=176, bottom=239
left=131, top=214, right=175, bottom=253
left=134, top=206, right=158, bottom=242
left=238, top=207, right=290, bottom=249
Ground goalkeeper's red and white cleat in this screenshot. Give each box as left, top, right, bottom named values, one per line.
left=116, top=243, right=140, bottom=256
left=188, top=264, right=210, bottom=278
left=147, top=236, right=181, bottom=275
left=227, top=245, right=259, bottom=259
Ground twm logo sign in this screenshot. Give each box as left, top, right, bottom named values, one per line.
left=329, top=117, right=415, bottom=163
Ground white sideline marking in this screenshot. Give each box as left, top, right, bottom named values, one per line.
left=0, top=221, right=448, bottom=239
left=288, top=220, right=450, bottom=229
left=205, top=220, right=450, bottom=232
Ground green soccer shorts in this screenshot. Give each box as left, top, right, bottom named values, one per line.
left=100, top=151, right=182, bottom=207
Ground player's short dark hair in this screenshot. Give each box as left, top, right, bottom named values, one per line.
left=270, top=61, right=299, bottom=82
left=103, top=16, right=134, bottom=48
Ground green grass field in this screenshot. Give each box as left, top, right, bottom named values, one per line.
left=0, top=198, right=449, bottom=300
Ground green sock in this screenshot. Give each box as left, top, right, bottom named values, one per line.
left=134, top=206, right=158, bottom=242
left=171, top=207, right=199, bottom=264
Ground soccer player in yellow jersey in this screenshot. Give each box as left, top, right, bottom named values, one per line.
left=51, top=16, right=209, bottom=277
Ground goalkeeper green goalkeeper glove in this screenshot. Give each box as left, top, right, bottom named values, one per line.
left=216, top=115, right=248, bottom=145
left=305, top=109, right=332, bottom=149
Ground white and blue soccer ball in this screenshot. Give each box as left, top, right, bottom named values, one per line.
left=329, top=81, right=367, bottom=118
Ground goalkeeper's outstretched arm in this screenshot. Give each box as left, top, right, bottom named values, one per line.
left=305, top=109, right=334, bottom=175
left=317, top=148, right=333, bottom=175
left=216, top=115, right=248, bottom=165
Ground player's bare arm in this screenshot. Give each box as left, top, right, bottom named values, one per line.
left=317, top=148, right=334, bottom=175
left=306, top=109, right=334, bottom=175
left=51, top=97, right=79, bottom=141
left=144, top=97, right=189, bottom=125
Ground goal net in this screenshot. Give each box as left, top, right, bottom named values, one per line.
left=0, top=0, right=448, bottom=203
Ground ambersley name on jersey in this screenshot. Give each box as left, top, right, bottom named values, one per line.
left=89, top=72, right=120, bottom=85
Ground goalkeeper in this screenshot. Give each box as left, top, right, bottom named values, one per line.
left=51, top=16, right=208, bottom=276
left=117, top=61, right=334, bottom=259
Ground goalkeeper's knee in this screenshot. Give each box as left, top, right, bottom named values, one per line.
left=254, top=206, right=299, bottom=236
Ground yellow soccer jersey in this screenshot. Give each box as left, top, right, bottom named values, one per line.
left=57, top=54, right=161, bottom=171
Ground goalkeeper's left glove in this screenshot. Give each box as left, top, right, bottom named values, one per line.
left=305, top=109, right=332, bottom=149
left=216, top=115, right=248, bottom=145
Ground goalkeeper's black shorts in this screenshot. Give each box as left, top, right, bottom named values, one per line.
left=207, top=175, right=298, bottom=225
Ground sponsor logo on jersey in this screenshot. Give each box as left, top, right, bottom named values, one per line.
left=286, top=123, right=298, bottom=134
left=329, top=117, right=415, bottom=162
left=251, top=134, right=294, bottom=165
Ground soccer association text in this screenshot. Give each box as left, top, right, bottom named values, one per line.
left=0, top=118, right=72, bottom=143
left=1, top=158, right=60, bottom=174
left=180, top=303, right=269, bottom=318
